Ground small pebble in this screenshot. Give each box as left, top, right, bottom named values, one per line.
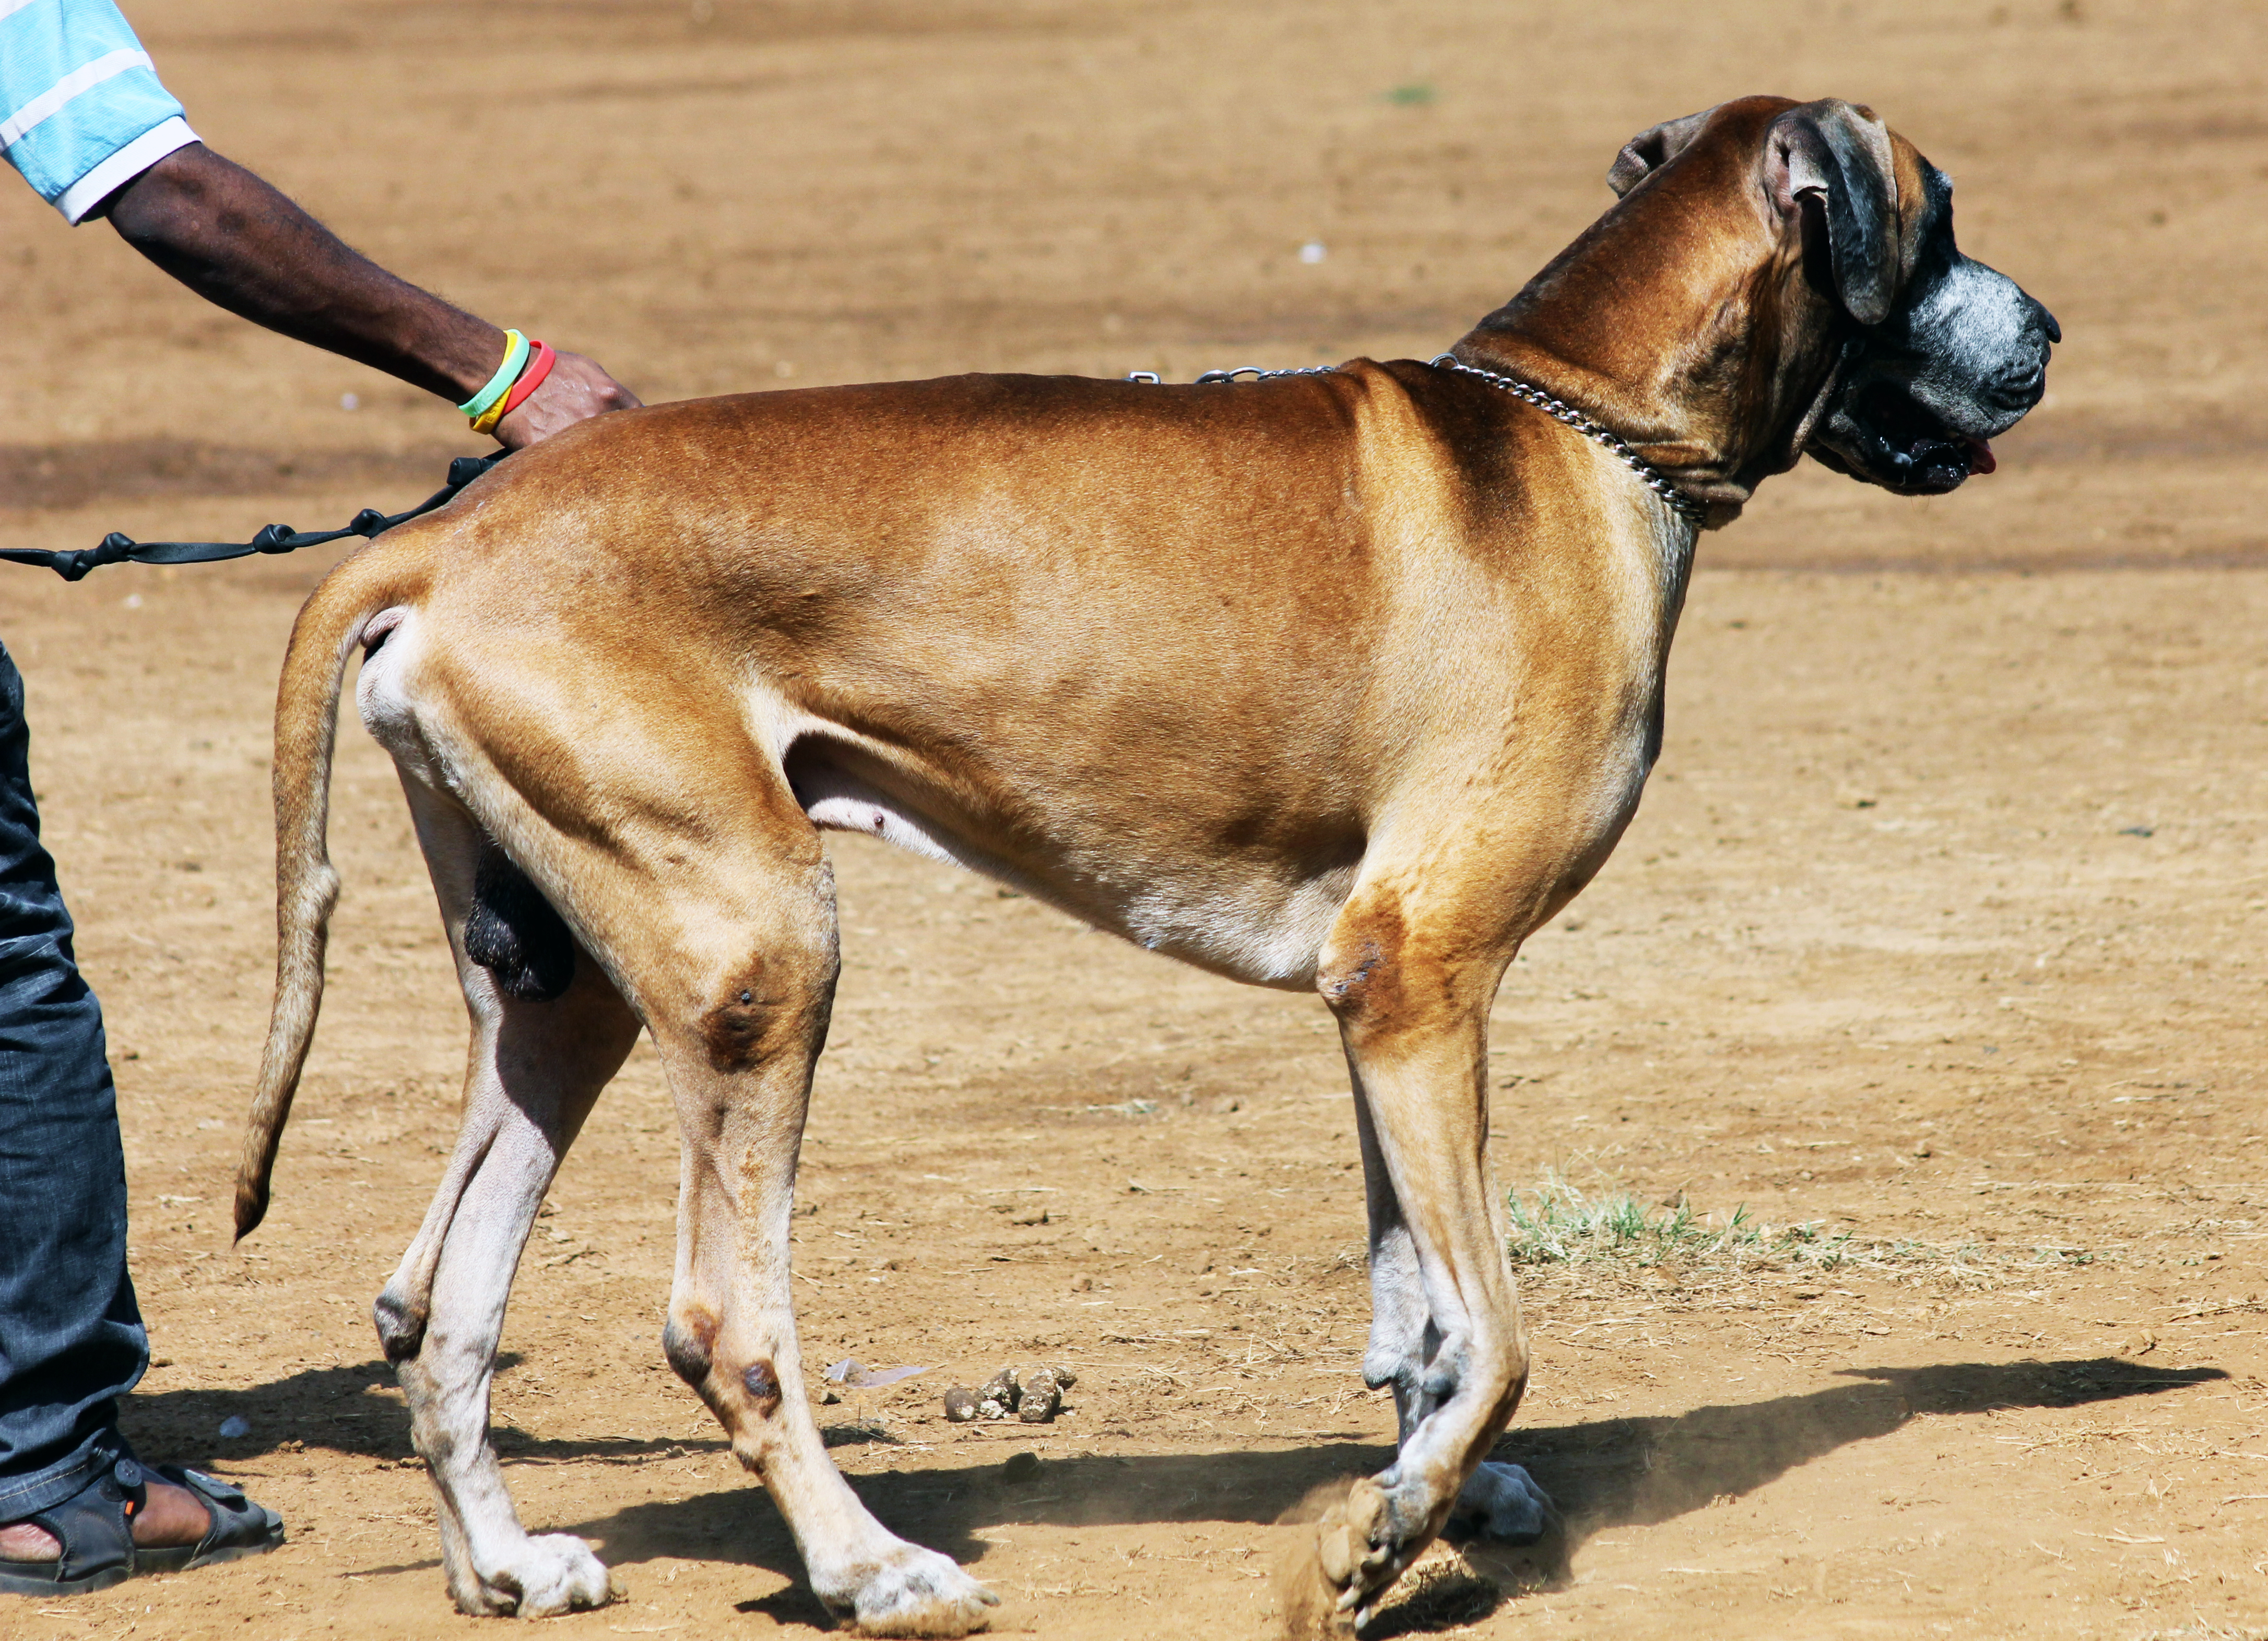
left=218, top=1415, right=251, bottom=1439
left=943, top=1386, right=978, bottom=1423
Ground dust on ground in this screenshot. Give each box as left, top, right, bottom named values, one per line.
left=2, top=2, right=2265, bottom=1637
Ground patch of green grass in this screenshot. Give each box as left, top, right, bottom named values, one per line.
left=1504, top=1173, right=1994, bottom=1277
left=1507, top=1175, right=1758, bottom=1266
left=1383, top=82, right=1437, bottom=106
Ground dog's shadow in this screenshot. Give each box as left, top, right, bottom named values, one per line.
left=121, top=1355, right=2219, bottom=1632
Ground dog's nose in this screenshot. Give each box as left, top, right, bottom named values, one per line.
left=2028, top=294, right=2061, bottom=346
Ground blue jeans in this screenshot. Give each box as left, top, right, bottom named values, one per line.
left=0, top=640, right=144, bottom=1523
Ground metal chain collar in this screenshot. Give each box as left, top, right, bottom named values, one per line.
left=1129, top=358, right=1705, bottom=525
left=1423, top=354, right=1706, bottom=524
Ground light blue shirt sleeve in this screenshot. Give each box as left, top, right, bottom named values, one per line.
left=0, top=0, right=198, bottom=222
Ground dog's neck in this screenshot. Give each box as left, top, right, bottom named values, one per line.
left=1446, top=139, right=1849, bottom=525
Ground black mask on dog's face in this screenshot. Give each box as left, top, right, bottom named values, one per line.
left=1602, top=98, right=2060, bottom=500
left=1805, top=162, right=2060, bottom=495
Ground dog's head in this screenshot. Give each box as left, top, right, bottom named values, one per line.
left=1609, top=97, right=2059, bottom=495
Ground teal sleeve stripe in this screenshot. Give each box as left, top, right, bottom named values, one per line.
left=1, top=0, right=185, bottom=207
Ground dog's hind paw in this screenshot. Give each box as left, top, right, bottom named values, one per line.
left=826, top=1543, right=999, bottom=1637
left=460, top=1532, right=614, bottom=1618
left=1448, top=1461, right=1559, bottom=1544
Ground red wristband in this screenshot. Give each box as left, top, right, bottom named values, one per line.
left=498, top=341, right=557, bottom=420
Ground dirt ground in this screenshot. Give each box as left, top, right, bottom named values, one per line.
left=3, top=1, right=2267, bottom=1636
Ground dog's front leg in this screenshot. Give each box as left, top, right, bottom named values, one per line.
left=1352, top=1098, right=1558, bottom=1550
left=1300, top=886, right=1536, bottom=1627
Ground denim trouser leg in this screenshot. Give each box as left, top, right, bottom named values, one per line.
left=0, top=640, right=143, bottom=1522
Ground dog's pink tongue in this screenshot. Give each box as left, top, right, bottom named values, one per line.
left=1964, top=436, right=1998, bottom=475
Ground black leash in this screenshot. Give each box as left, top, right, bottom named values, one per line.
left=1, top=453, right=506, bottom=582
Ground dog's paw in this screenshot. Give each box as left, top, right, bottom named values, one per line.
left=1308, top=1474, right=1433, bottom=1627
left=458, top=1532, right=613, bottom=1618
left=833, top=1543, right=999, bottom=1637
left=1448, top=1461, right=1559, bottom=1544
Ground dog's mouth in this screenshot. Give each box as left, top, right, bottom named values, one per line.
left=1811, top=382, right=1997, bottom=496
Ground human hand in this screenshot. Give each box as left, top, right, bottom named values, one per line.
left=493, top=351, right=642, bottom=449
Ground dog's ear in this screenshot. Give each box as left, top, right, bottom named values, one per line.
left=1771, top=99, right=1899, bottom=326
left=1607, top=106, right=1718, bottom=197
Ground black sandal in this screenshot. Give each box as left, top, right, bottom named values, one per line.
left=0, top=1454, right=284, bottom=1596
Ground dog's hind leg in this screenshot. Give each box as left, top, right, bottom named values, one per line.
left=611, top=821, right=998, bottom=1638
left=420, top=696, right=996, bottom=1635
left=375, top=783, right=642, bottom=1616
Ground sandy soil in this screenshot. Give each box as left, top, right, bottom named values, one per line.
left=3, top=2, right=2267, bottom=1636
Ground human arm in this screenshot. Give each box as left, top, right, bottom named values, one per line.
left=95, top=142, right=639, bottom=448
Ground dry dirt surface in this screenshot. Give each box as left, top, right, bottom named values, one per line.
left=4, top=2, right=2267, bottom=1637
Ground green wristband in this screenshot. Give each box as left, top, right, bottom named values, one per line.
left=458, top=330, right=530, bottom=419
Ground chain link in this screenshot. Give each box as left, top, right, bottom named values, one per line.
left=1426, top=354, right=1706, bottom=524
left=1188, top=364, right=1342, bottom=385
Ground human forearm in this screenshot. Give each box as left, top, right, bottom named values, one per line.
left=98, top=143, right=637, bottom=444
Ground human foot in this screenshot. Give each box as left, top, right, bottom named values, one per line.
left=0, top=1460, right=281, bottom=1595
left=0, top=1477, right=209, bottom=1561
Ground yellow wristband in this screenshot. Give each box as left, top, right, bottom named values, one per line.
left=460, top=329, right=529, bottom=430
left=469, top=387, right=514, bottom=438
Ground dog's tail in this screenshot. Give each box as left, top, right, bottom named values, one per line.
left=233, top=528, right=436, bottom=1241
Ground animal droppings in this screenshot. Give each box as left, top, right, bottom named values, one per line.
left=948, top=1364, right=1077, bottom=1424
left=1001, top=1451, right=1042, bottom=1484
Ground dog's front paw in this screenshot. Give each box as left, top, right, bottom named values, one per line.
left=830, top=1542, right=999, bottom=1637
left=1309, top=1474, right=1437, bottom=1628
left=1448, top=1461, right=1559, bottom=1544
left=459, top=1532, right=614, bottom=1617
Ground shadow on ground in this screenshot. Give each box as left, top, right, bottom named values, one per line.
left=120, top=1354, right=2220, bottom=1634
left=117, top=1352, right=725, bottom=1471
left=1518, top=1356, right=2222, bottom=1536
